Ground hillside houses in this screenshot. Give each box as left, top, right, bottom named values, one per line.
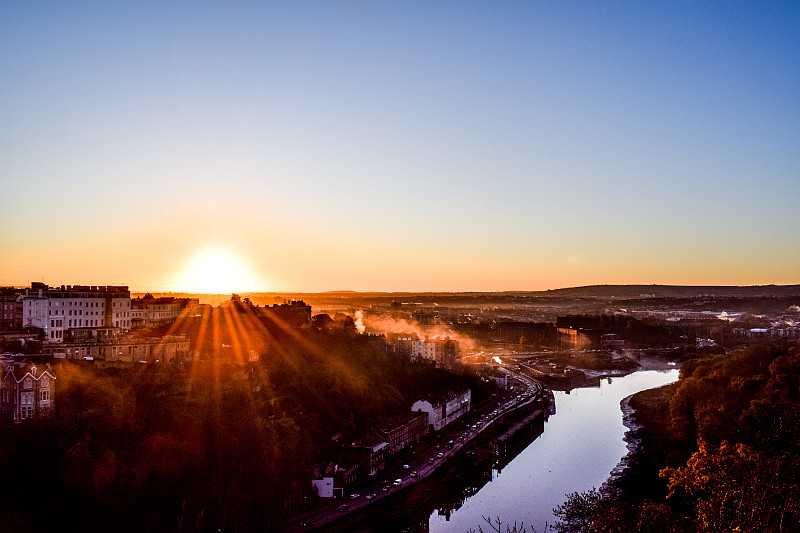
left=0, top=354, right=55, bottom=423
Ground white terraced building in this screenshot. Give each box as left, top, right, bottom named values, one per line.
left=21, top=282, right=132, bottom=342
left=412, top=388, right=471, bottom=432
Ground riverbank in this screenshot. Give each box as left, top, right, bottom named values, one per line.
left=603, top=382, right=683, bottom=501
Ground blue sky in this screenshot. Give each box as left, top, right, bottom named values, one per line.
left=2, top=2, right=799, bottom=291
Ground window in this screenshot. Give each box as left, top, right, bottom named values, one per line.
left=41, top=390, right=50, bottom=401
left=23, top=378, right=32, bottom=390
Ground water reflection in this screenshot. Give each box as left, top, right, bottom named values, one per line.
left=322, top=370, right=678, bottom=533
left=428, top=369, right=679, bottom=533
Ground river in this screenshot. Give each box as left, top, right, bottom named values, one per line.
left=428, top=369, right=680, bottom=532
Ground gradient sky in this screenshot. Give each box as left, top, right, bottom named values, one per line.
left=2, top=2, right=799, bottom=292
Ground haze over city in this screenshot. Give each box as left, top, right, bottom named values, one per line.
left=3, top=2, right=799, bottom=293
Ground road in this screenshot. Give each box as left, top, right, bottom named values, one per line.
left=282, top=370, right=544, bottom=532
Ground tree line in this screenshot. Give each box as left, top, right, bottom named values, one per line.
left=0, top=307, right=493, bottom=532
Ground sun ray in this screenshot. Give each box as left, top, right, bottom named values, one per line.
left=211, top=306, right=224, bottom=411
left=222, top=305, right=246, bottom=366
left=151, top=304, right=197, bottom=367
left=236, top=302, right=284, bottom=397
left=187, top=305, right=212, bottom=393
left=256, top=305, right=366, bottom=393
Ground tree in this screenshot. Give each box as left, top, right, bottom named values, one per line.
left=552, top=489, right=602, bottom=533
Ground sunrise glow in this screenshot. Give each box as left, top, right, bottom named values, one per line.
left=175, top=249, right=262, bottom=294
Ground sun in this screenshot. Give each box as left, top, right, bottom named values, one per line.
left=176, top=248, right=262, bottom=294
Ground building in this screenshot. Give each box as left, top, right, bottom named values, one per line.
left=311, top=462, right=359, bottom=498
left=556, top=316, right=601, bottom=350
left=21, top=283, right=132, bottom=342
left=131, top=295, right=200, bottom=328
left=411, top=311, right=435, bottom=325
left=261, top=301, right=312, bottom=328
left=411, top=338, right=460, bottom=368
left=38, top=332, right=190, bottom=364
left=732, top=327, right=800, bottom=340
left=0, top=330, right=44, bottom=354
left=497, top=321, right=554, bottom=345
left=0, top=288, right=23, bottom=331
left=490, top=369, right=509, bottom=390
left=412, top=388, right=471, bottom=432
left=377, top=413, right=429, bottom=455
left=345, top=440, right=388, bottom=477
left=311, top=477, right=335, bottom=499
left=385, top=332, right=418, bottom=357
left=0, top=355, right=56, bottom=423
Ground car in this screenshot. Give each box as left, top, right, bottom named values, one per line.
left=429, top=458, right=435, bottom=464
left=365, top=494, right=375, bottom=500
left=403, top=464, right=410, bottom=470
left=393, top=478, right=402, bottom=486
left=382, top=486, right=390, bottom=492
left=300, top=520, right=313, bottom=528
left=410, top=471, right=417, bottom=477
left=339, top=505, right=349, bottom=512
left=437, top=452, right=444, bottom=458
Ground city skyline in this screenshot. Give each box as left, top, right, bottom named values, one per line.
left=2, top=2, right=799, bottom=292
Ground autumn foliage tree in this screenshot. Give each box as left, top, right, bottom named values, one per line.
left=0, top=309, right=491, bottom=532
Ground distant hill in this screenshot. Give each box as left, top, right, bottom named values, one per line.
left=529, top=284, right=800, bottom=299
left=133, top=284, right=800, bottom=305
